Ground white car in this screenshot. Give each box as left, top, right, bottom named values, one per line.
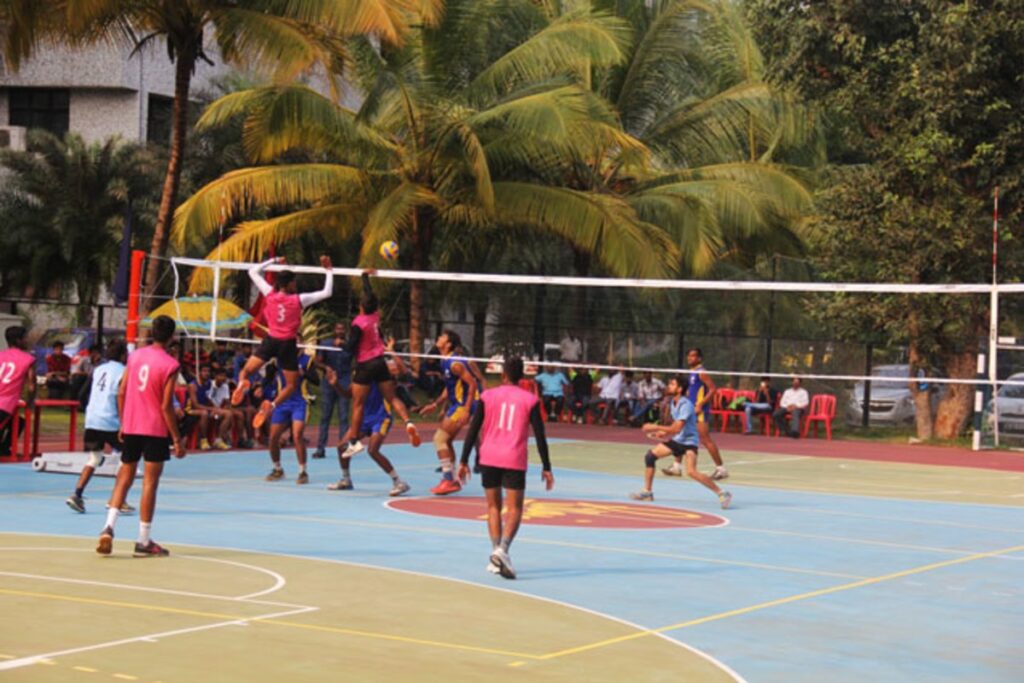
left=986, top=373, right=1024, bottom=436
left=846, top=364, right=938, bottom=425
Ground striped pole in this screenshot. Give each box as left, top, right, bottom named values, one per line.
left=972, top=352, right=986, bottom=451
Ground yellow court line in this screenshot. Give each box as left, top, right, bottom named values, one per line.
left=537, top=542, right=1024, bottom=661
left=0, top=588, right=539, bottom=661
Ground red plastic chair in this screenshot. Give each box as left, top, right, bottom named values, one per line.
left=801, top=394, right=837, bottom=440
left=721, top=390, right=755, bottom=433
left=710, top=388, right=734, bottom=431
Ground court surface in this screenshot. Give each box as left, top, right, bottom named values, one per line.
left=1, top=431, right=1022, bottom=682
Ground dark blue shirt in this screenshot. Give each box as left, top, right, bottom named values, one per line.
left=318, top=338, right=353, bottom=389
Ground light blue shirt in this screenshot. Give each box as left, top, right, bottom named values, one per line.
left=85, top=361, right=125, bottom=432
left=535, top=370, right=569, bottom=397
left=669, top=396, right=699, bottom=447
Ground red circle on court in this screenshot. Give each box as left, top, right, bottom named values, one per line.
left=386, top=497, right=727, bottom=529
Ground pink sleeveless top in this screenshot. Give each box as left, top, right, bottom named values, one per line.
left=265, top=290, right=303, bottom=339
left=122, top=345, right=180, bottom=438
left=478, top=384, right=539, bottom=471
left=0, top=348, right=34, bottom=414
left=352, top=310, right=384, bottom=363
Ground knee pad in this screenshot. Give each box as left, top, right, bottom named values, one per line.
left=644, top=450, right=657, bottom=468
left=432, top=427, right=450, bottom=451
left=86, top=451, right=104, bottom=468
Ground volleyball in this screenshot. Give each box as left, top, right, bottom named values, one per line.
left=379, top=240, right=399, bottom=263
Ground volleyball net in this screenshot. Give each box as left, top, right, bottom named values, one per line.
left=136, top=253, right=1024, bottom=449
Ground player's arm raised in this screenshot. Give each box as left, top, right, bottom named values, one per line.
left=299, top=255, right=334, bottom=308
left=248, top=256, right=281, bottom=296
left=529, top=403, right=554, bottom=490
left=162, top=375, right=185, bottom=458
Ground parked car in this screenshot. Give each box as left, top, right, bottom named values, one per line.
left=33, top=327, right=121, bottom=374
left=846, top=364, right=940, bottom=425
left=986, top=373, right=1024, bottom=436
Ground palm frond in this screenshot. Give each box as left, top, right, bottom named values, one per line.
left=360, top=182, right=441, bottom=262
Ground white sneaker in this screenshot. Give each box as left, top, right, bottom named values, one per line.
left=629, top=490, right=654, bottom=501
left=661, top=465, right=682, bottom=477
left=489, top=548, right=516, bottom=579
left=711, top=466, right=729, bottom=481
left=341, top=440, right=364, bottom=458
left=327, top=477, right=353, bottom=491
left=389, top=480, right=411, bottom=497
left=486, top=561, right=501, bottom=575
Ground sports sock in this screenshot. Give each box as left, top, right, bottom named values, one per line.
left=388, top=470, right=400, bottom=482
left=138, top=522, right=151, bottom=545
left=341, top=457, right=351, bottom=476
left=75, top=487, right=84, bottom=497
left=298, top=464, right=306, bottom=474
left=440, top=458, right=454, bottom=481
left=499, top=537, right=511, bottom=553
left=104, top=506, right=119, bottom=531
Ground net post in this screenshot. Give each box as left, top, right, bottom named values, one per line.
left=972, top=351, right=986, bottom=451
left=126, top=249, right=146, bottom=350
left=989, top=285, right=999, bottom=447
left=210, top=263, right=221, bottom=342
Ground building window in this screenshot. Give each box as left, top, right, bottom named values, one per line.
left=8, top=88, right=70, bottom=136
left=147, top=94, right=174, bottom=145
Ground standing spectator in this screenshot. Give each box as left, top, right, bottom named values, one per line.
left=596, top=368, right=625, bottom=424
left=313, top=321, right=352, bottom=460
left=534, top=364, right=570, bottom=422
left=773, top=377, right=810, bottom=438
left=568, top=366, right=594, bottom=424
left=559, top=333, right=583, bottom=363
left=45, top=341, right=71, bottom=399
left=744, top=377, right=779, bottom=435
left=629, top=371, right=666, bottom=426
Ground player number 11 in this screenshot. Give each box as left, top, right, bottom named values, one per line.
left=497, top=402, right=516, bottom=431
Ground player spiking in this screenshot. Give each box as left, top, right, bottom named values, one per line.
left=0, top=326, right=36, bottom=455
left=97, top=315, right=185, bottom=557
left=233, top=254, right=333, bottom=429
left=458, top=356, right=553, bottom=580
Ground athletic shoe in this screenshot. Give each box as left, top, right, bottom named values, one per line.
left=119, top=502, right=136, bottom=515
left=629, top=490, right=654, bottom=501
left=406, top=422, right=422, bottom=447
left=389, top=480, right=411, bottom=497
left=431, top=478, right=462, bottom=496
left=66, top=495, right=85, bottom=513
left=133, top=540, right=169, bottom=557
left=200, top=438, right=212, bottom=451
left=486, top=561, right=501, bottom=575
left=661, top=465, right=682, bottom=477
left=96, top=527, right=113, bottom=555
left=212, top=438, right=231, bottom=451
left=252, top=400, right=273, bottom=430
left=719, top=491, right=733, bottom=510
left=341, top=440, right=364, bottom=458
left=265, top=468, right=284, bottom=482
left=296, top=471, right=309, bottom=485
left=489, top=548, right=516, bottom=579
left=710, top=466, right=729, bottom=481
left=327, top=477, right=353, bottom=491
left=230, top=379, right=250, bottom=406
left=311, top=449, right=326, bottom=459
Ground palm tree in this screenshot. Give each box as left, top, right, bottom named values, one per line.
left=0, top=130, right=161, bottom=324
left=173, top=1, right=680, bottom=361
left=0, top=0, right=442, bottom=315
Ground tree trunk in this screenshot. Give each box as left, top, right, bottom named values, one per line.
left=934, top=350, right=978, bottom=439
left=141, top=48, right=196, bottom=317
left=907, top=336, right=935, bottom=440
left=407, top=207, right=433, bottom=372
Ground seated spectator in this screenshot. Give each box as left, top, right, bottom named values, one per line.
left=773, top=377, right=809, bottom=438
left=744, top=376, right=779, bottom=434
left=534, top=364, right=570, bottom=422
left=629, top=371, right=665, bottom=426
left=232, top=343, right=252, bottom=382
left=417, top=345, right=445, bottom=398
left=615, top=371, right=638, bottom=424
left=45, top=341, right=71, bottom=399
left=210, top=340, right=236, bottom=375
left=173, top=392, right=199, bottom=444
left=569, top=366, right=595, bottom=424
left=188, top=365, right=243, bottom=449
left=596, top=368, right=625, bottom=424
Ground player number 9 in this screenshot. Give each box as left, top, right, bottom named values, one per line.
left=138, top=364, right=150, bottom=392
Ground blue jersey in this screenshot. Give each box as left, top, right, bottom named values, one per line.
left=668, top=396, right=699, bottom=447
left=85, top=361, right=125, bottom=432
left=276, top=355, right=311, bottom=408
left=687, top=366, right=711, bottom=422
left=442, top=355, right=473, bottom=407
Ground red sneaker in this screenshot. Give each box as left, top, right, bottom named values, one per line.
left=230, top=379, right=251, bottom=407
left=133, top=540, right=170, bottom=557
left=252, top=400, right=273, bottom=430
left=406, top=422, right=422, bottom=447
left=431, top=478, right=462, bottom=496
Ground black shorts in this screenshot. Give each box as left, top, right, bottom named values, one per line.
left=352, top=356, right=391, bottom=386
left=254, top=335, right=299, bottom=372
left=663, top=440, right=698, bottom=457
left=121, top=434, right=171, bottom=463
left=480, top=465, right=527, bottom=491
left=83, top=429, right=122, bottom=452
left=0, top=409, right=10, bottom=429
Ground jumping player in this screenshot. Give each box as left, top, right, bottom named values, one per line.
left=0, top=326, right=36, bottom=456
left=631, top=375, right=731, bottom=509
left=232, top=254, right=333, bottom=430
left=458, top=356, right=553, bottom=580
left=339, top=270, right=420, bottom=456
left=663, top=348, right=729, bottom=480
left=97, top=316, right=185, bottom=557
left=418, top=330, right=479, bottom=495
left=66, top=340, right=136, bottom=514
left=265, top=346, right=314, bottom=484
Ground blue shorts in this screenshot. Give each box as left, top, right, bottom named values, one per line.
left=445, top=401, right=472, bottom=422
left=360, top=413, right=392, bottom=438
left=272, top=401, right=306, bottom=425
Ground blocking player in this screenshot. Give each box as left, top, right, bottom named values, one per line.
left=418, top=330, right=479, bottom=495
left=96, top=315, right=185, bottom=557
left=232, top=254, right=333, bottom=429
left=663, top=348, right=729, bottom=480
left=265, top=346, right=314, bottom=484
left=458, top=356, right=553, bottom=580
left=631, top=375, right=732, bottom=509
left=0, top=326, right=36, bottom=457
left=339, top=270, right=421, bottom=456
left=66, top=340, right=137, bottom=515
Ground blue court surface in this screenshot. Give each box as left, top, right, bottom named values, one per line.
left=1, top=440, right=1022, bottom=682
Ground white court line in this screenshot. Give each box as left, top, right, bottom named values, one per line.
left=180, top=555, right=287, bottom=599
left=0, top=605, right=316, bottom=671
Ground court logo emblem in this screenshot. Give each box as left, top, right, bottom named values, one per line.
left=386, top=497, right=727, bottom=529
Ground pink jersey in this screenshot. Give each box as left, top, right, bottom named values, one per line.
left=122, top=345, right=180, bottom=438
left=478, top=384, right=539, bottom=471
left=265, top=290, right=303, bottom=339
left=352, top=310, right=384, bottom=363
left=0, top=348, right=34, bottom=414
